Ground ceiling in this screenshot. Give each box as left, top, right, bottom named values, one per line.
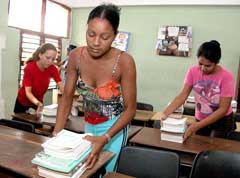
left=54, top=0, right=240, bottom=8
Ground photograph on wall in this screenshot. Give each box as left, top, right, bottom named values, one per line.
left=156, top=26, right=192, bottom=57
left=112, top=31, right=131, bottom=52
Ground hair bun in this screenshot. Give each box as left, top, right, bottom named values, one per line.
left=210, top=40, right=220, bottom=47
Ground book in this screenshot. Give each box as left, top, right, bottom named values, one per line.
left=32, top=149, right=90, bottom=173
left=40, top=115, right=56, bottom=124
left=161, top=131, right=184, bottom=143
left=38, top=162, right=87, bottom=178
left=42, top=104, right=58, bottom=116
left=161, top=117, right=187, bottom=133
left=186, top=96, right=195, bottom=103
left=42, top=130, right=92, bottom=160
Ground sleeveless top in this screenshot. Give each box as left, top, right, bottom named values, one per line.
left=76, top=48, right=124, bottom=125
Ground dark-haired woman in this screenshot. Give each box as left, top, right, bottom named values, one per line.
left=160, top=40, right=235, bottom=139
left=14, top=43, right=64, bottom=116
left=53, top=3, right=136, bottom=172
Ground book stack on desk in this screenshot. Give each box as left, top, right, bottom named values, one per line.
left=32, top=129, right=92, bottom=178
left=41, top=104, right=58, bottom=124
left=160, top=117, right=187, bottom=143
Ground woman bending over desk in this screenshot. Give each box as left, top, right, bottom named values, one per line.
left=14, top=43, right=64, bottom=116
left=53, top=3, right=136, bottom=173
left=161, top=40, right=235, bottom=139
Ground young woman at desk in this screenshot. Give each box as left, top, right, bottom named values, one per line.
left=161, top=40, right=235, bottom=139
left=14, top=43, right=64, bottom=116
left=53, top=3, right=136, bottom=172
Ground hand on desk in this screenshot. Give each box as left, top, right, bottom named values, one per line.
left=184, top=121, right=200, bottom=141
left=84, top=135, right=108, bottom=169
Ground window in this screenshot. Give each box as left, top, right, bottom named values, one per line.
left=8, top=0, right=70, bottom=89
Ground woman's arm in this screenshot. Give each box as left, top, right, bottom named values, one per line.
left=184, top=96, right=232, bottom=139
left=25, top=86, right=43, bottom=115
left=53, top=51, right=79, bottom=135
left=161, top=84, right=192, bottom=119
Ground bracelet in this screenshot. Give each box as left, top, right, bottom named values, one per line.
left=104, top=133, right=111, bottom=143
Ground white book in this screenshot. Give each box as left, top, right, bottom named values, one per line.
left=40, top=115, right=56, bottom=124
left=42, top=130, right=92, bottom=159
left=161, top=117, right=187, bottom=133
left=187, top=96, right=195, bottom=103
left=161, top=131, right=184, bottom=143
left=42, top=104, right=58, bottom=116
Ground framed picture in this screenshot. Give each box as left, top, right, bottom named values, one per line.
left=156, top=26, right=192, bottom=57
left=112, top=31, right=131, bottom=52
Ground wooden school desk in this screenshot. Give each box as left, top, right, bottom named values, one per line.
left=129, top=127, right=240, bottom=166
left=0, top=125, right=114, bottom=178
left=12, top=113, right=143, bottom=140
left=103, top=172, right=135, bottom=178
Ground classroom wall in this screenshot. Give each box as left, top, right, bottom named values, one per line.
left=70, top=5, right=239, bottom=111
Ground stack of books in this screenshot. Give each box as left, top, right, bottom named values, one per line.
left=161, top=117, right=187, bottom=143
left=41, top=104, right=58, bottom=124
left=32, top=129, right=92, bottom=178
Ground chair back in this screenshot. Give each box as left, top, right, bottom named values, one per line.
left=117, top=146, right=179, bottom=178
left=137, top=102, right=154, bottom=111
left=190, top=150, right=240, bottom=178
left=0, top=119, right=35, bottom=133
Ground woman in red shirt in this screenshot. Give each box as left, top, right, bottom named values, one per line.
left=14, top=43, right=64, bottom=116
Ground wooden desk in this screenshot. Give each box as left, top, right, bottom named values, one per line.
left=103, top=172, right=135, bottom=178
left=134, top=110, right=156, bottom=122
left=12, top=113, right=143, bottom=140
left=129, top=127, right=240, bottom=166
left=0, top=125, right=114, bottom=178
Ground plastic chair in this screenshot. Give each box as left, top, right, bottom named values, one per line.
left=117, top=146, right=179, bottom=178
left=0, top=119, right=35, bottom=133
left=189, top=150, right=240, bottom=178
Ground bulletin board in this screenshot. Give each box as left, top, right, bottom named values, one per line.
left=156, top=26, right=192, bottom=57
left=112, top=31, right=131, bottom=52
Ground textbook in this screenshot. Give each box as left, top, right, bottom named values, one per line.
left=32, top=149, right=90, bottom=173
left=38, top=163, right=87, bottom=178
left=160, top=117, right=187, bottom=143
left=42, top=129, right=92, bottom=160
left=161, top=131, right=185, bottom=143
left=161, top=117, right=187, bottom=133
left=42, top=104, right=58, bottom=116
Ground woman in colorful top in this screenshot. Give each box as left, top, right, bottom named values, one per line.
left=161, top=40, right=235, bottom=139
left=14, top=43, right=64, bottom=116
left=53, top=4, right=136, bottom=172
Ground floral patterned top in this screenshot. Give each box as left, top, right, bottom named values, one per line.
left=76, top=50, right=124, bottom=124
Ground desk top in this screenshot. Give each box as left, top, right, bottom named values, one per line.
left=0, top=125, right=114, bottom=178
left=134, top=110, right=156, bottom=121
left=103, top=172, right=135, bottom=178
left=12, top=113, right=143, bottom=140
left=130, top=127, right=240, bottom=155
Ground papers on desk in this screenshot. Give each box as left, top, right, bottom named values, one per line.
left=161, top=117, right=187, bottom=143
left=32, top=129, right=92, bottom=177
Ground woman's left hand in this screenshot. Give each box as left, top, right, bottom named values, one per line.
left=183, top=122, right=200, bottom=141
left=83, top=135, right=108, bottom=169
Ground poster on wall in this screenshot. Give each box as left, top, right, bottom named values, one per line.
left=156, top=26, right=192, bottom=57
left=112, top=31, right=131, bottom=52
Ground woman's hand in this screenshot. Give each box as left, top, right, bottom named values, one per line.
left=36, top=102, right=43, bottom=117
left=184, top=121, right=200, bottom=141
left=83, top=135, right=108, bottom=169
left=160, top=113, right=168, bottom=127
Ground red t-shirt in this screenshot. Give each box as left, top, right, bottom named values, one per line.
left=17, top=61, right=61, bottom=106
